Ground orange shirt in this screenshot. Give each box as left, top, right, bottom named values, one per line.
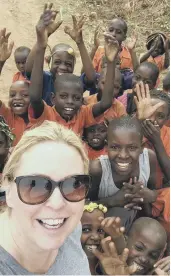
left=85, top=143, right=107, bottom=160
left=142, top=125, right=170, bottom=188
left=147, top=55, right=165, bottom=72
left=13, top=72, right=27, bottom=83
left=28, top=102, right=98, bottom=136
left=152, top=188, right=170, bottom=236
left=93, top=45, right=133, bottom=73
left=0, top=103, right=27, bottom=146
left=84, top=94, right=126, bottom=123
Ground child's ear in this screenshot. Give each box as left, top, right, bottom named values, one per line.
left=51, top=92, right=56, bottom=106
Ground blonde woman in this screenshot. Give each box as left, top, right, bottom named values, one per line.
left=0, top=121, right=91, bottom=275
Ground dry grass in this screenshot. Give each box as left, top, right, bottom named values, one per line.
left=75, top=0, right=169, bottom=55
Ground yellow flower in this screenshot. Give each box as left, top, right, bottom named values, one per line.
left=67, top=48, right=75, bottom=56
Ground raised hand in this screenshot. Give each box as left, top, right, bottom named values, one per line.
left=0, top=28, right=14, bottom=62
left=36, top=3, right=61, bottom=48
left=127, top=36, right=137, bottom=51
left=94, top=25, right=100, bottom=49
left=104, top=33, right=120, bottom=62
left=154, top=256, right=170, bottom=275
left=64, top=15, right=85, bottom=45
left=93, top=236, right=136, bottom=275
left=99, top=217, right=125, bottom=239
left=134, top=82, right=165, bottom=120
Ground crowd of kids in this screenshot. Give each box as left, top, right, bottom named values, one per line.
left=0, top=2, right=170, bottom=275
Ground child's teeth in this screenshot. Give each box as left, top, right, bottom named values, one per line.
left=93, top=138, right=100, bottom=142
left=65, top=108, right=74, bottom=111
left=117, top=163, right=129, bottom=167
left=86, top=245, right=97, bottom=251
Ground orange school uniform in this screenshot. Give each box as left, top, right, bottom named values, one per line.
left=84, top=94, right=126, bottom=122
left=28, top=102, right=98, bottom=136
left=0, top=103, right=27, bottom=146
left=93, top=46, right=133, bottom=73
left=13, top=72, right=27, bottom=83
left=147, top=55, right=165, bottom=72
left=85, top=143, right=107, bottom=160
left=152, top=188, right=170, bottom=236
left=142, top=125, right=170, bottom=188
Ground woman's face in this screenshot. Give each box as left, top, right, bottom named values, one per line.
left=6, top=141, right=85, bottom=252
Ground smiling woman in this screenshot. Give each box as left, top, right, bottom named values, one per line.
left=0, top=120, right=91, bottom=275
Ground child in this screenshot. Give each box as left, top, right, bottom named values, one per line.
left=118, top=62, right=159, bottom=114
left=81, top=202, right=127, bottom=275
left=163, top=71, right=170, bottom=94
left=135, top=85, right=170, bottom=188
left=140, top=33, right=170, bottom=72
left=83, top=122, right=107, bottom=160
left=26, top=11, right=96, bottom=106
left=13, top=46, right=31, bottom=82
left=88, top=116, right=160, bottom=216
left=84, top=67, right=126, bottom=121
left=28, top=5, right=119, bottom=136
left=93, top=18, right=134, bottom=72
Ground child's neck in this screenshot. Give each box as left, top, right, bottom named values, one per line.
left=18, top=113, right=29, bottom=124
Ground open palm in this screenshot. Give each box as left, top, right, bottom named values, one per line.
left=0, top=28, right=14, bottom=62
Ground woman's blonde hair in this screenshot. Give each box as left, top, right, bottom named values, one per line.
left=1, top=121, right=89, bottom=187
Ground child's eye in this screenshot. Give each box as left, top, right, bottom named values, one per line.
left=55, top=60, right=61, bottom=65
left=116, top=30, right=122, bottom=34
left=90, top=129, right=95, bottom=133
left=10, top=93, right=16, bottom=98
left=108, top=27, right=114, bottom=32
left=74, top=96, right=81, bottom=101
left=135, top=245, right=143, bottom=251
left=111, top=145, right=119, bottom=150
left=22, top=94, right=29, bottom=97
left=98, top=228, right=105, bottom=234
left=129, top=146, right=137, bottom=151
left=82, top=227, right=91, bottom=233
left=60, top=95, right=67, bottom=99
left=66, top=62, right=72, bottom=67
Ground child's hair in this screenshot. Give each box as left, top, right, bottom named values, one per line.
left=150, top=89, right=170, bottom=117
left=0, top=116, right=15, bottom=147
left=54, top=73, right=83, bottom=94
left=84, top=201, right=107, bottom=214
left=163, top=71, right=170, bottom=92
left=45, top=43, right=76, bottom=67
left=146, top=32, right=166, bottom=54
left=139, top=62, right=159, bottom=85
left=14, top=46, right=31, bottom=57
left=109, top=17, right=128, bottom=34
left=108, top=115, right=143, bottom=142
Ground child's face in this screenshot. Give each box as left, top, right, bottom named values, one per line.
left=107, top=128, right=142, bottom=176
left=50, top=51, right=75, bottom=77
left=108, top=19, right=126, bottom=44
left=0, top=132, right=9, bottom=163
left=84, top=123, right=107, bottom=150
left=127, top=228, right=165, bottom=275
left=150, top=38, right=164, bottom=58
left=52, top=82, right=83, bottom=121
left=132, top=66, right=155, bottom=90
left=81, top=209, right=105, bottom=259
left=149, top=98, right=169, bottom=128
left=9, top=81, right=30, bottom=116
left=98, top=68, right=122, bottom=98
left=15, top=51, right=28, bottom=73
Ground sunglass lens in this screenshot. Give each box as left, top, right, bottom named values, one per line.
left=62, top=176, right=90, bottom=202
left=18, top=176, right=52, bottom=205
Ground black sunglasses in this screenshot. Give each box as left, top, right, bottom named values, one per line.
left=15, top=175, right=91, bottom=205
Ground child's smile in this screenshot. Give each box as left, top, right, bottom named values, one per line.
left=84, top=123, right=107, bottom=150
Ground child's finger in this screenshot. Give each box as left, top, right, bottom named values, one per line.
left=154, top=268, right=167, bottom=275
left=135, top=83, right=141, bottom=100
left=109, top=240, right=118, bottom=257
left=92, top=247, right=103, bottom=261
left=134, top=95, right=139, bottom=108
left=140, top=81, right=145, bottom=98
left=132, top=205, right=142, bottom=210
left=4, top=32, right=11, bottom=41
left=101, top=236, right=112, bottom=256
left=48, top=3, right=53, bottom=10
left=8, top=41, right=14, bottom=53
left=124, top=203, right=136, bottom=209
left=120, top=248, right=129, bottom=263
left=43, top=3, right=48, bottom=12
left=154, top=257, right=170, bottom=267
left=72, top=15, right=77, bottom=29
left=131, top=197, right=143, bottom=203
left=152, top=102, right=165, bottom=115
left=98, top=216, right=105, bottom=222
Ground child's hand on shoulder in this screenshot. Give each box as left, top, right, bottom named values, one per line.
left=99, top=216, right=125, bottom=240
left=64, top=15, right=85, bottom=45
left=0, top=28, right=14, bottom=62
left=92, top=236, right=137, bottom=275
left=104, top=33, right=119, bottom=63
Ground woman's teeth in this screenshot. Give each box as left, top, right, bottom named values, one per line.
left=38, top=218, right=65, bottom=229
left=85, top=245, right=98, bottom=251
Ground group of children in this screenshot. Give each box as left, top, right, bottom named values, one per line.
left=0, top=2, right=170, bottom=275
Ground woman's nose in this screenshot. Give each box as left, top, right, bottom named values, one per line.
left=45, top=187, right=66, bottom=210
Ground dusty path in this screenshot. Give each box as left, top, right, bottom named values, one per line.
left=0, top=0, right=82, bottom=103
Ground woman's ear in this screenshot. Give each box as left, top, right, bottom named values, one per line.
left=5, top=184, right=14, bottom=208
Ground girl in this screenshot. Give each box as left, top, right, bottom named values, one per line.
left=83, top=122, right=107, bottom=160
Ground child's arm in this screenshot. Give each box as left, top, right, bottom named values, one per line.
left=142, top=120, right=170, bottom=184
left=140, top=39, right=158, bottom=63
left=99, top=217, right=126, bottom=255
left=25, top=5, right=63, bottom=75
left=127, top=36, right=139, bottom=71
left=0, top=28, right=14, bottom=75
left=64, top=15, right=96, bottom=83
left=29, top=4, right=55, bottom=118
left=92, top=34, right=119, bottom=117
left=92, top=236, right=136, bottom=276
left=164, top=38, right=170, bottom=69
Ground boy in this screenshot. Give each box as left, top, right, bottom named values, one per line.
left=13, top=46, right=31, bottom=82
left=93, top=18, right=133, bottom=72
left=28, top=4, right=119, bottom=136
